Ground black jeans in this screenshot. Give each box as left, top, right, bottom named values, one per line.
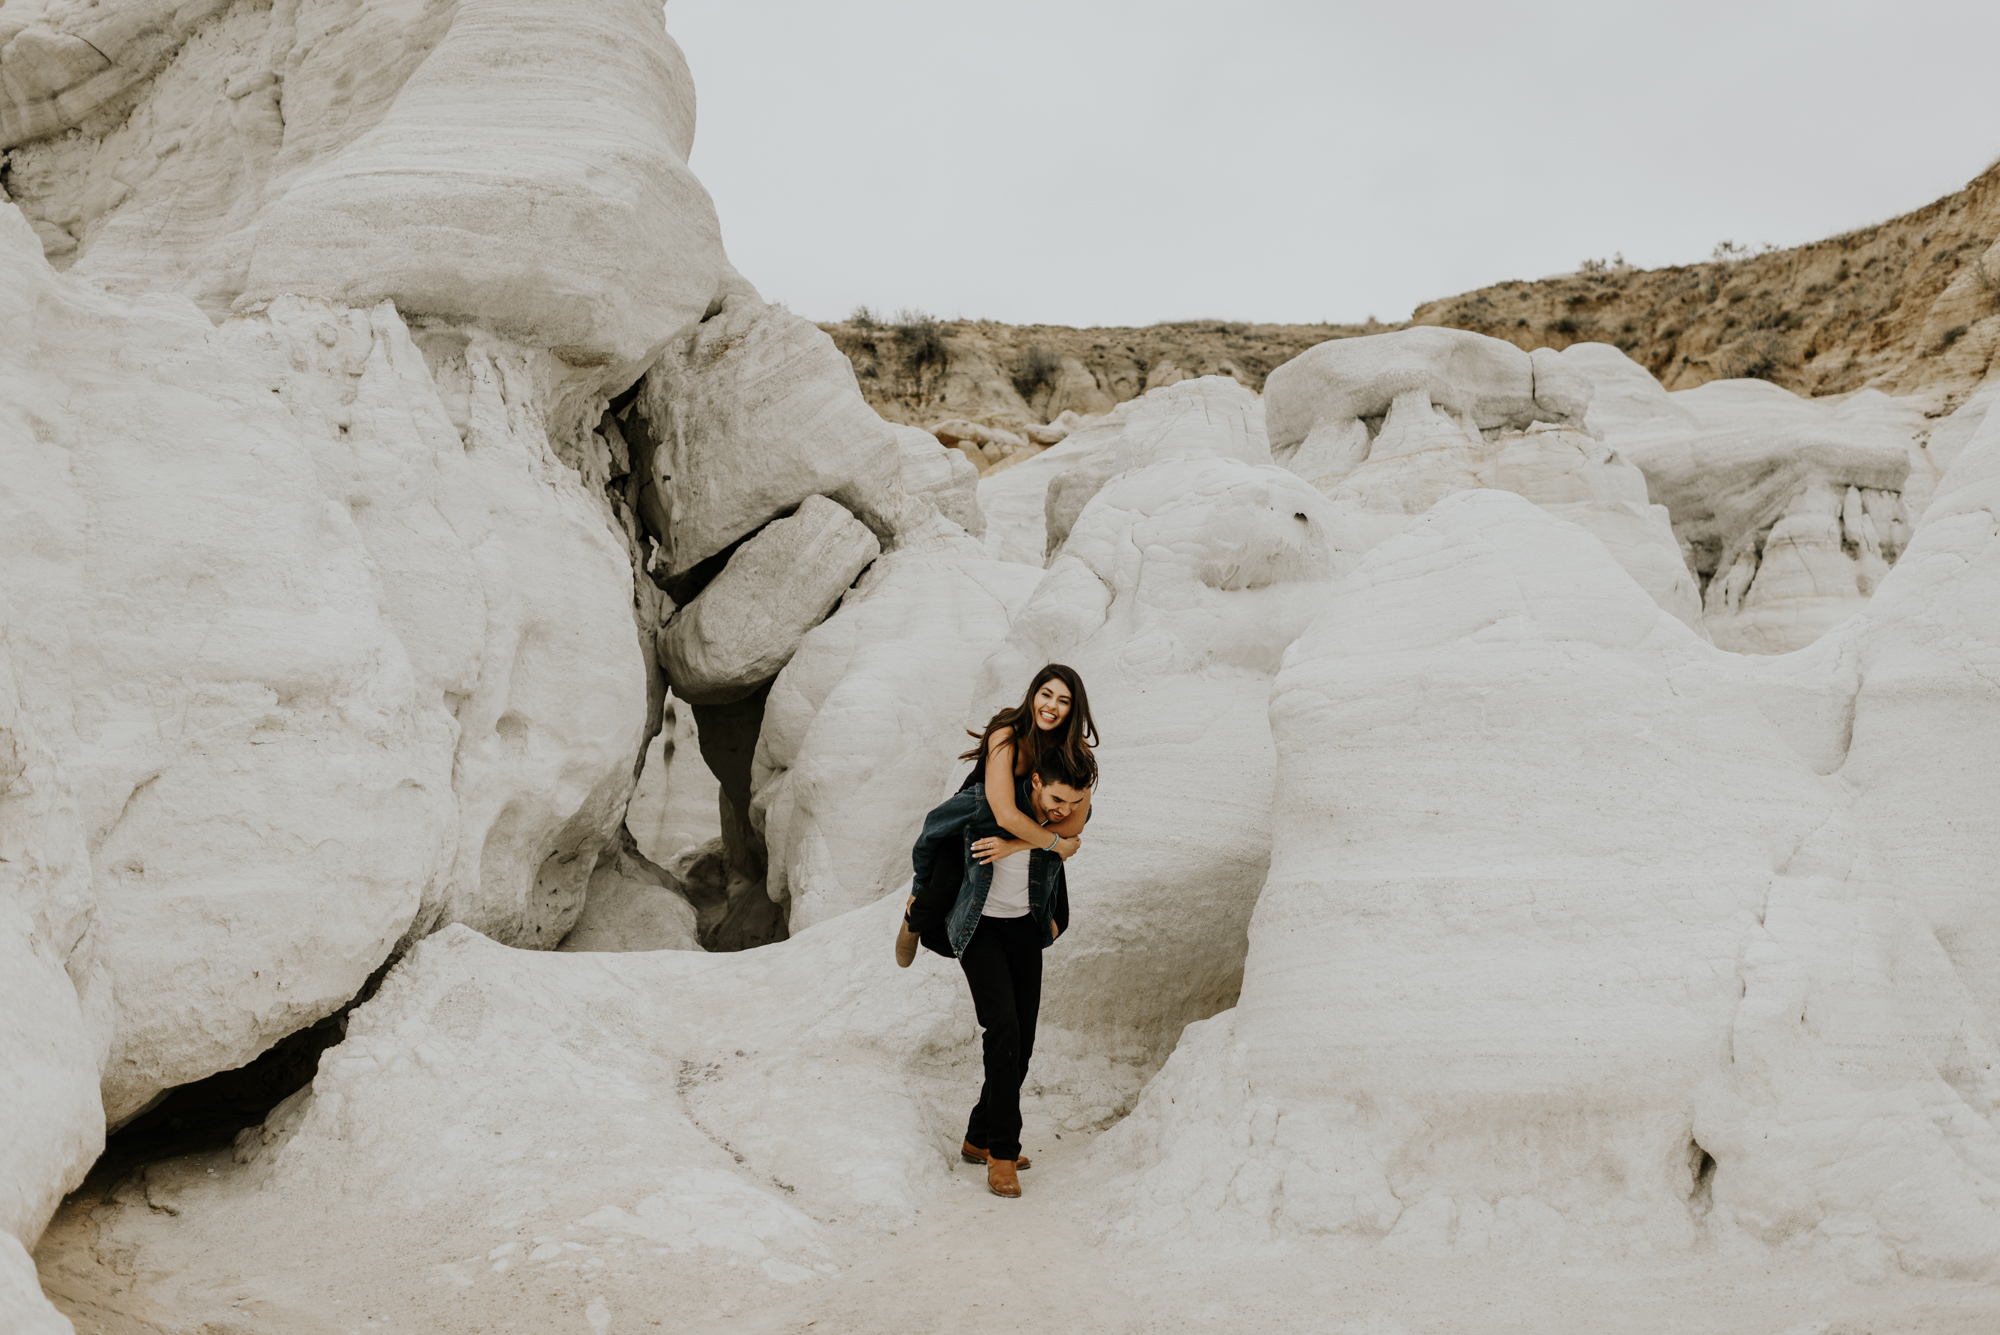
left=958, top=913, right=1043, bottom=1161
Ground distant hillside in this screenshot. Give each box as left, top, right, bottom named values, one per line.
left=818, top=316, right=1383, bottom=434
left=828, top=159, right=2000, bottom=436
left=1412, top=159, right=2000, bottom=410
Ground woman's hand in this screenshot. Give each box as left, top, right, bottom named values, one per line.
left=973, top=832, right=1081, bottom=864
left=972, top=836, right=1029, bottom=865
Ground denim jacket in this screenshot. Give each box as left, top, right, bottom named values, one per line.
left=909, top=775, right=1074, bottom=957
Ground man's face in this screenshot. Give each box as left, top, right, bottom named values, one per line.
left=1031, top=778, right=1087, bottom=825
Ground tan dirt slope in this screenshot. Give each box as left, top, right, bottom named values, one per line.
left=819, top=316, right=1382, bottom=433
left=1412, top=158, right=2000, bottom=407
left=831, top=158, right=2000, bottom=433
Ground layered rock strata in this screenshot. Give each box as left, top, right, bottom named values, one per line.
left=1090, top=401, right=2000, bottom=1277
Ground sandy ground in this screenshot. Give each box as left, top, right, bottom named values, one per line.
left=40, top=1098, right=2000, bottom=1335
left=37, top=1104, right=1135, bottom=1335
left=723, top=1129, right=1141, bottom=1335
left=27, top=895, right=2000, bottom=1335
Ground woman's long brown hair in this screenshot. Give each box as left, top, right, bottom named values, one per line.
left=960, top=664, right=1099, bottom=787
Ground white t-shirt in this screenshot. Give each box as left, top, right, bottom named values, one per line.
left=983, top=846, right=1032, bottom=918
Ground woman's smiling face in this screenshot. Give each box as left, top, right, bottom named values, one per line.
left=1032, top=680, right=1072, bottom=732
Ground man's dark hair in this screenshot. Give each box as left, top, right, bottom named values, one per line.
left=1035, top=745, right=1097, bottom=793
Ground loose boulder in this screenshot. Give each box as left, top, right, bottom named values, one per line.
left=659, top=495, right=881, bottom=706
left=637, top=297, right=979, bottom=579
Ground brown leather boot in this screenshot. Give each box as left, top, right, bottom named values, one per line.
left=987, top=1157, right=1021, bottom=1198
left=895, top=897, right=919, bottom=969
left=960, top=1140, right=1031, bottom=1170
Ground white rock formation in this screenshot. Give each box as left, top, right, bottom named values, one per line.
left=1313, top=418, right=1700, bottom=627
left=3, top=0, right=731, bottom=378
left=0, top=0, right=975, bottom=1321
left=1659, top=410, right=2000, bottom=1273
left=1264, top=326, right=1592, bottom=472
left=757, top=382, right=1310, bottom=936
left=0, top=0, right=776, bottom=1102
left=1560, top=346, right=1924, bottom=654
left=5, top=212, right=423, bottom=1122
left=1, top=0, right=1006, bottom=1173
left=635, top=296, right=979, bottom=579
left=1040, top=375, right=1272, bottom=559
left=891, top=421, right=985, bottom=540
left=0, top=0, right=232, bottom=147
left=1262, top=329, right=1702, bottom=629
left=10, top=0, right=2000, bottom=1325
left=237, top=0, right=724, bottom=375
left=759, top=435, right=1365, bottom=1030
left=625, top=699, right=722, bottom=867
left=1842, top=394, right=2000, bottom=1035
left=0, top=1234, right=68, bottom=1335
left=36, top=459, right=1365, bottom=1326
left=556, top=837, right=700, bottom=953
left=974, top=455, right=1364, bottom=1063
left=1093, top=489, right=1838, bottom=1254
left=0, top=647, right=102, bottom=1257
left=1921, top=377, right=2000, bottom=508
left=1092, top=444, right=2000, bottom=1276
left=33, top=891, right=1155, bottom=1329
left=753, top=549, right=1042, bottom=932
left=976, top=425, right=1103, bottom=565
left=1, top=198, right=659, bottom=1137
left=660, top=494, right=881, bottom=705
left=614, top=293, right=987, bottom=944
left=1560, top=339, right=1701, bottom=437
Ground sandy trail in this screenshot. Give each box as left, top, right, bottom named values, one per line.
left=29, top=908, right=2000, bottom=1335
left=729, top=1127, right=1141, bottom=1335
left=37, top=1101, right=1143, bottom=1335
left=36, top=1107, right=2000, bottom=1335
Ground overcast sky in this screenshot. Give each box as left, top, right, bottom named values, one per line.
left=664, top=1, right=2000, bottom=328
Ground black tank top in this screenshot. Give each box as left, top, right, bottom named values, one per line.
left=959, top=749, right=1029, bottom=800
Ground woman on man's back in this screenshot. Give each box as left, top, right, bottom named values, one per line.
left=899, top=665, right=1099, bottom=1197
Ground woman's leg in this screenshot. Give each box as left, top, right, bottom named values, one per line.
left=909, top=835, right=964, bottom=958
left=957, top=919, right=1025, bottom=1160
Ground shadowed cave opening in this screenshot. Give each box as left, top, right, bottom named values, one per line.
left=1688, top=1139, right=1718, bottom=1220
left=601, top=389, right=799, bottom=956
left=82, top=959, right=395, bottom=1199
